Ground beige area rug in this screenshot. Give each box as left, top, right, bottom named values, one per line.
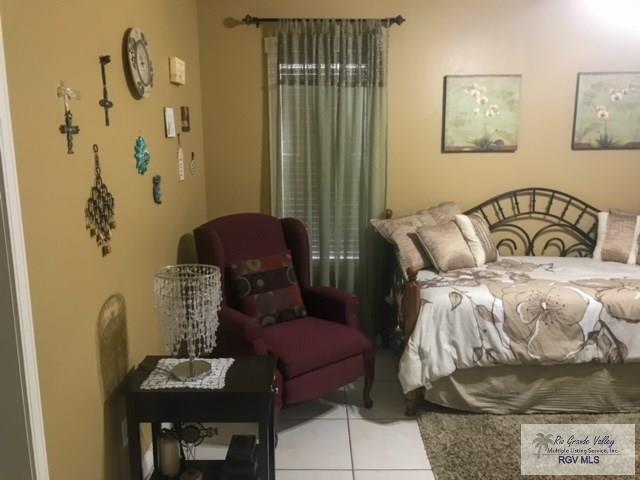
left=418, top=406, right=640, bottom=480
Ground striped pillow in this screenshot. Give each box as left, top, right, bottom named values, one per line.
left=455, top=213, right=498, bottom=266
left=593, top=211, right=640, bottom=264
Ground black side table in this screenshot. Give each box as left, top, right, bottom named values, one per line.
left=126, top=356, right=277, bottom=480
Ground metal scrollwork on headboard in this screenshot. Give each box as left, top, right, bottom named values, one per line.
left=465, top=188, right=599, bottom=257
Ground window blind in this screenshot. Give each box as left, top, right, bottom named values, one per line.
left=268, top=40, right=366, bottom=260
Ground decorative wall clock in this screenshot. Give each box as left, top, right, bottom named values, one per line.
left=124, top=27, right=154, bottom=99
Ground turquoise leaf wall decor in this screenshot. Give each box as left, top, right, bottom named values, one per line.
left=134, top=136, right=150, bottom=174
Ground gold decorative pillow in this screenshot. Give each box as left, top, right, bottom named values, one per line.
left=370, top=202, right=462, bottom=242
left=370, top=202, right=462, bottom=274
left=370, top=213, right=434, bottom=243
left=416, top=222, right=475, bottom=272
left=390, top=225, right=427, bottom=273
left=416, top=202, right=462, bottom=224
left=593, top=210, right=640, bottom=264
left=454, top=213, right=498, bottom=265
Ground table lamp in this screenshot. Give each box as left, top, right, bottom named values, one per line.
left=153, top=264, right=222, bottom=380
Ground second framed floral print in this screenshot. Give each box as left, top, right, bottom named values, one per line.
left=572, top=72, right=640, bottom=150
left=442, top=75, right=522, bottom=153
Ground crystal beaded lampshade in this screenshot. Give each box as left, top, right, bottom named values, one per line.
left=153, top=264, right=222, bottom=380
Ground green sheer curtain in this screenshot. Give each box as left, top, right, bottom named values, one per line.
left=266, top=19, right=388, bottom=335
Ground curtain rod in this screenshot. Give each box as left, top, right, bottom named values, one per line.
left=242, top=14, right=405, bottom=28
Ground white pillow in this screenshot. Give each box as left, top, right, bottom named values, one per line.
left=454, top=213, right=498, bottom=266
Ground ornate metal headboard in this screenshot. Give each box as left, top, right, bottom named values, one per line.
left=465, top=187, right=599, bottom=257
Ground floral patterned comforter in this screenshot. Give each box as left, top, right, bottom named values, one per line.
left=398, top=256, right=640, bottom=394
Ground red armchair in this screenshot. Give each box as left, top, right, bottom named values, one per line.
left=194, top=213, right=375, bottom=411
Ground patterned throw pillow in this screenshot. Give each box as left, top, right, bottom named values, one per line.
left=230, top=252, right=307, bottom=326
left=593, top=210, right=640, bottom=264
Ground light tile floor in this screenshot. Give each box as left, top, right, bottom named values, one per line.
left=197, top=349, right=434, bottom=479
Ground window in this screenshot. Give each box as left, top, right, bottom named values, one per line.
left=274, top=53, right=368, bottom=260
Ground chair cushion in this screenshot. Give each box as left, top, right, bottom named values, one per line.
left=263, top=317, right=371, bottom=379
left=230, top=251, right=307, bottom=326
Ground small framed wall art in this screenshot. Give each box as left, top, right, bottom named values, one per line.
left=572, top=72, right=640, bottom=150
left=164, top=107, right=176, bottom=138
left=442, top=74, right=522, bottom=153
left=180, top=106, right=191, bottom=132
left=169, top=56, right=186, bottom=85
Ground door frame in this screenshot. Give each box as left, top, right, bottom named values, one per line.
left=0, top=16, right=50, bottom=480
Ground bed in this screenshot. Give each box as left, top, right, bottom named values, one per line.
left=394, top=188, right=640, bottom=415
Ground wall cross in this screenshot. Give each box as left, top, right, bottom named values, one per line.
left=57, top=81, right=80, bottom=154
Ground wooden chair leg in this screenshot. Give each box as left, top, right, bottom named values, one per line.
left=363, top=374, right=374, bottom=409
left=404, top=388, right=420, bottom=417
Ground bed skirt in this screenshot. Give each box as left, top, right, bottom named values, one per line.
left=425, top=363, right=640, bottom=414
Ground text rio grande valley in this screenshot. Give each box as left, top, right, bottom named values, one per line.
left=546, top=434, right=619, bottom=464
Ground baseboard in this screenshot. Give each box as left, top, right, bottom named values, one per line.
left=142, top=446, right=154, bottom=480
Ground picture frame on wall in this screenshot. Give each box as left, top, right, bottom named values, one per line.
left=164, top=107, right=176, bottom=138
left=442, top=74, right=522, bottom=153
left=180, top=106, right=191, bottom=132
left=572, top=72, right=640, bottom=150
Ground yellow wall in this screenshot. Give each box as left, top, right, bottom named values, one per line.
left=198, top=0, right=640, bottom=219
left=1, top=0, right=207, bottom=478
left=2, top=0, right=639, bottom=478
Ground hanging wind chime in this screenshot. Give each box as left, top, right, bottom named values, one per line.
left=85, top=144, right=116, bottom=256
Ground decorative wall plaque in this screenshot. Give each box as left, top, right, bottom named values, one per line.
left=181, top=106, right=191, bottom=132
left=177, top=134, right=185, bottom=181
left=164, top=107, right=176, bottom=138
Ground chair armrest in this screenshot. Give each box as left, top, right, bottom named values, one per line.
left=302, top=286, right=360, bottom=329
left=214, top=307, right=268, bottom=356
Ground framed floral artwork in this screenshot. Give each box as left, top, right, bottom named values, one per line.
left=442, top=74, right=522, bottom=153
left=572, top=72, right=640, bottom=150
